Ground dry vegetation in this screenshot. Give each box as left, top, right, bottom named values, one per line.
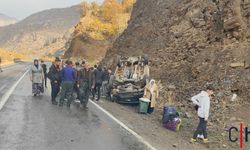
left=64, top=0, right=136, bottom=63
left=75, top=0, right=135, bottom=40
left=0, top=48, right=25, bottom=62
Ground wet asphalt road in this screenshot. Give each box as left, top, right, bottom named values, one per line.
left=0, top=63, right=148, bottom=150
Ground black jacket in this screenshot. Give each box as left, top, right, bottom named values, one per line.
left=94, top=68, right=104, bottom=85
left=103, top=70, right=110, bottom=81
left=41, top=64, right=47, bottom=74
left=47, top=64, right=61, bottom=83
left=77, top=68, right=95, bottom=89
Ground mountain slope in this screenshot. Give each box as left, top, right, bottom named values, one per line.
left=64, top=0, right=135, bottom=64
left=0, top=5, right=81, bottom=56
left=0, top=13, right=17, bottom=27
left=105, top=0, right=250, bottom=100
left=103, top=0, right=250, bottom=148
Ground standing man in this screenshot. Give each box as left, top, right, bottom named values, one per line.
left=59, top=60, right=76, bottom=107
left=41, top=60, right=47, bottom=88
left=74, top=62, right=82, bottom=100
left=93, top=65, right=104, bottom=101
left=90, top=67, right=96, bottom=100
left=77, top=62, right=95, bottom=109
left=0, top=56, right=3, bottom=72
left=190, top=86, right=214, bottom=143
left=101, top=66, right=109, bottom=97
left=93, top=65, right=97, bottom=71
left=47, top=57, right=61, bottom=105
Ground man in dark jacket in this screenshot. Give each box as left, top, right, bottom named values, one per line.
left=41, top=60, right=47, bottom=88
left=77, top=62, right=95, bottom=109
left=101, top=66, right=110, bottom=97
left=59, top=60, right=76, bottom=107
left=47, top=57, right=61, bottom=105
left=93, top=65, right=104, bottom=101
left=0, top=57, right=3, bottom=72
left=74, top=62, right=81, bottom=100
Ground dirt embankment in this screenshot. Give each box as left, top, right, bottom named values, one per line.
left=102, top=0, right=250, bottom=148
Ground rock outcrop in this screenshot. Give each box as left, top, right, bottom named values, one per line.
left=102, top=1, right=250, bottom=149
left=104, top=0, right=250, bottom=104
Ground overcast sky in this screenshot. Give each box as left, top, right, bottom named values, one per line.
left=0, top=0, right=103, bottom=20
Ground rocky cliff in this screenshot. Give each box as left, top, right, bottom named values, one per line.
left=103, top=1, right=250, bottom=147
left=104, top=0, right=250, bottom=104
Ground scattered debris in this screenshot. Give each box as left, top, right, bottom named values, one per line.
left=231, top=94, right=237, bottom=102
left=230, top=62, right=245, bottom=68
left=172, top=144, right=178, bottom=148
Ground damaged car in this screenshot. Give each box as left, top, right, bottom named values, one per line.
left=109, top=56, right=150, bottom=104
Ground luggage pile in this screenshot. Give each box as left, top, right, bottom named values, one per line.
left=162, top=106, right=181, bottom=131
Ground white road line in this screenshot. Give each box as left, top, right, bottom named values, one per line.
left=89, top=100, right=158, bottom=150
left=0, top=69, right=29, bottom=111
left=0, top=64, right=156, bottom=149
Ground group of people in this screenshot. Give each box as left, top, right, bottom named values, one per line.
left=29, top=57, right=215, bottom=143
left=29, top=57, right=112, bottom=109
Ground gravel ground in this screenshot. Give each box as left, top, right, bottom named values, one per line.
left=96, top=99, right=212, bottom=150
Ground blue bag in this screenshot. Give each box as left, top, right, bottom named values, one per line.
left=162, top=106, right=179, bottom=124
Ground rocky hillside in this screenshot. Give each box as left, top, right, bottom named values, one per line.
left=0, top=13, right=17, bottom=27
left=64, top=0, right=135, bottom=64
left=103, top=0, right=250, bottom=148
left=0, top=5, right=80, bottom=57
left=105, top=0, right=250, bottom=102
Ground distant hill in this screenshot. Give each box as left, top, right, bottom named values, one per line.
left=0, top=5, right=81, bottom=57
left=0, top=13, right=17, bottom=27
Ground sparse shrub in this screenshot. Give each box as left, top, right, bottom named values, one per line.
left=76, top=0, right=135, bottom=41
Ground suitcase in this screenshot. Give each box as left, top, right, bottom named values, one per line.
left=163, top=117, right=181, bottom=132
left=162, top=106, right=179, bottom=124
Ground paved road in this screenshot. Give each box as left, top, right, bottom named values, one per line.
left=0, top=63, right=148, bottom=150
left=0, top=62, right=30, bottom=99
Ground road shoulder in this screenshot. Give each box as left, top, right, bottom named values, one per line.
left=97, top=99, right=211, bottom=150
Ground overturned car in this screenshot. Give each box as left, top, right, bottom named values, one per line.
left=110, top=56, right=150, bottom=104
